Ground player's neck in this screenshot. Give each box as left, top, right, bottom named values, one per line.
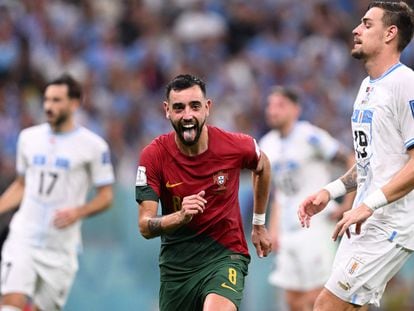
left=50, top=119, right=76, bottom=133
left=364, top=52, right=400, bottom=80
left=279, top=121, right=295, bottom=138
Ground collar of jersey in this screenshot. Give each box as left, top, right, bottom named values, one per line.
left=47, top=123, right=81, bottom=136
left=369, top=62, right=402, bottom=83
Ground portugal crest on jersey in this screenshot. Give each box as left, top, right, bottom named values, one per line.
left=213, top=170, right=228, bottom=192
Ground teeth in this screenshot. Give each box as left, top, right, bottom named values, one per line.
left=183, top=124, right=195, bottom=129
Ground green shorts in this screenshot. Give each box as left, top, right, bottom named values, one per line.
left=159, top=254, right=249, bottom=311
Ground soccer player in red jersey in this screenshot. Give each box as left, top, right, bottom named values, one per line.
left=136, top=74, right=272, bottom=311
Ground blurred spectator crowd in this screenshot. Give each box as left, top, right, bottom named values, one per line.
left=1, top=0, right=414, bottom=186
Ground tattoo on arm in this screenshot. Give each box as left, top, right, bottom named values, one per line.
left=340, top=165, right=358, bottom=192
left=148, top=217, right=163, bottom=236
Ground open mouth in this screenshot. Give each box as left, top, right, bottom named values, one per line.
left=182, top=124, right=197, bottom=142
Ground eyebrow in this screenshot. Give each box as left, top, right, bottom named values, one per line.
left=361, top=17, right=373, bottom=24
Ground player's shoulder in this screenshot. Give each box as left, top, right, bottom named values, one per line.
left=72, top=126, right=110, bottom=152
left=296, top=120, right=328, bottom=136
left=141, top=132, right=174, bottom=156
left=259, top=129, right=279, bottom=147
left=19, top=123, right=49, bottom=140
left=384, top=63, right=414, bottom=85
left=209, top=125, right=253, bottom=142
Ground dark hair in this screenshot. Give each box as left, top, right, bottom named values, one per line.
left=269, top=85, right=301, bottom=106
left=368, top=1, right=414, bottom=51
left=165, top=74, right=206, bottom=100
left=45, top=73, right=82, bottom=100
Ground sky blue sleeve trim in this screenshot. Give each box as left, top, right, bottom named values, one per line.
left=404, top=138, right=414, bottom=149
left=94, top=178, right=115, bottom=187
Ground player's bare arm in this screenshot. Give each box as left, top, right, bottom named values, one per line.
left=333, top=149, right=414, bottom=241
left=53, top=184, right=113, bottom=228
left=0, top=175, right=25, bottom=214
left=339, top=164, right=358, bottom=193
left=139, top=191, right=207, bottom=239
left=251, top=151, right=272, bottom=258
left=298, top=164, right=358, bottom=228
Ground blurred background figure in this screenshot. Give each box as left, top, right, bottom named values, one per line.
left=0, top=0, right=413, bottom=310
left=259, top=86, right=354, bottom=311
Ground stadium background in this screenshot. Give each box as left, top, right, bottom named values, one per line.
left=0, top=0, right=414, bottom=310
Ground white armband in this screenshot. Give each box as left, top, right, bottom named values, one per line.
left=363, top=189, right=388, bottom=211
left=323, top=179, right=347, bottom=199
left=252, top=213, right=266, bottom=225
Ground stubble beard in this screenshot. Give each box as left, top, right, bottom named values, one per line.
left=47, top=111, right=69, bottom=131
left=172, top=119, right=205, bottom=146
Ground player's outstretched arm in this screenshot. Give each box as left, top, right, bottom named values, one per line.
left=251, top=151, right=272, bottom=258
left=332, top=149, right=414, bottom=241
left=139, top=191, right=206, bottom=239
left=298, top=190, right=330, bottom=228
left=54, top=184, right=113, bottom=228
left=0, top=176, right=25, bottom=214
left=298, top=164, right=358, bottom=228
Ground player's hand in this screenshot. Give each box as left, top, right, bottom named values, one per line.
left=179, top=190, right=207, bottom=224
left=298, top=189, right=330, bottom=228
left=251, top=225, right=272, bottom=258
left=54, top=207, right=81, bottom=228
left=331, top=204, right=373, bottom=241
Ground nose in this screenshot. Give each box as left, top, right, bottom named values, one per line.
left=352, top=24, right=361, bottom=36
left=183, top=106, right=194, bottom=120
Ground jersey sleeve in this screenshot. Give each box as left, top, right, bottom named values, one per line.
left=135, top=142, right=162, bottom=203
left=238, top=134, right=260, bottom=170
left=396, top=79, right=414, bottom=149
left=306, top=125, right=339, bottom=160
left=16, top=131, right=27, bottom=176
left=90, top=139, right=115, bottom=186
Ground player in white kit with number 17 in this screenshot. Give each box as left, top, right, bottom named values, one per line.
left=298, top=2, right=414, bottom=310
left=0, top=74, right=114, bottom=311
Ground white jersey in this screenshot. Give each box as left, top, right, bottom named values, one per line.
left=352, top=63, right=414, bottom=249
left=259, top=121, right=339, bottom=231
left=9, top=123, right=114, bottom=254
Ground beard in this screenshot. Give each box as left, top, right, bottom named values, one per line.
left=351, top=49, right=364, bottom=60
left=46, top=110, right=69, bottom=129
left=172, top=118, right=205, bottom=146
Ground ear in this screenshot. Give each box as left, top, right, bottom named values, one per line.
left=205, top=99, right=212, bottom=117
left=385, top=25, right=398, bottom=44
left=70, top=98, right=80, bottom=111
left=163, top=101, right=170, bottom=119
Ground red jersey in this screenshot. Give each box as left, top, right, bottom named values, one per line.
left=137, top=125, right=260, bottom=279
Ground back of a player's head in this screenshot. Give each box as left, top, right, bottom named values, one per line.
left=165, top=74, right=206, bottom=100
left=368, top=1, right=414, bottom=52
left=268, top=85, right=301, bottom=106
left=46, top=74, right=82, bottom=101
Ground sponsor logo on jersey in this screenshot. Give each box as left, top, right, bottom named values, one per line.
left=361, top=86, right=374, bottom=105
left=221, top=282, right=238, bottom=293
left=166, top=181, right=183, bottom=188
left=337, top=281, right=351, bottom=291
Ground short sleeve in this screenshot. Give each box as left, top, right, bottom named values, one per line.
left=90, top=140, right=115, bottom=186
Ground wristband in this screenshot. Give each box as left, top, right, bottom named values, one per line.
left=323, top=179, right=347, bottom=199
left=363, top=189, right=388, bottom=211
left=252, top=213, right=266, bottom=225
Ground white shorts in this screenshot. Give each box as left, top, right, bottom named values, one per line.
left=1, top=237, right=78, bottom=311
left=325, top=224, right=412, bottom=307
left=268, top=220, right=336, bottom=291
